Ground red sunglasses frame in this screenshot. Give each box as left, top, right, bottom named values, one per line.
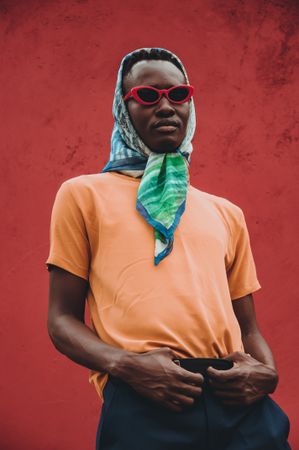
left=123, top=84, right=194, bottom=105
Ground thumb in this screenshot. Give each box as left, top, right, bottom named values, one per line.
left=224, top=351, right=248, bottom=362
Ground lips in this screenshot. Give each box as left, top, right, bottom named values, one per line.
left=153, top=119, right=180, bottom=129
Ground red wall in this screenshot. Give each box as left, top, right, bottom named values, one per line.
left=1, top=1, right=298, bottom=449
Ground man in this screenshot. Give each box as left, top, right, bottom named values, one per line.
left=46, top=48, right=290, bottom=449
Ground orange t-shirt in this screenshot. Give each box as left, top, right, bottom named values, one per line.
left=46, top=171, right=261, bottom=401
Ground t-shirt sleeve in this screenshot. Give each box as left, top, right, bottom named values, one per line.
left=226, top=209, right=261, bottom=300
left=45, top=181, right=91, bottom=280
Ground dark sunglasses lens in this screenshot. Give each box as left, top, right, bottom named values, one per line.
left=169, top=87, right=190, bottom=102
left=137, top=88, right=159, bottom=103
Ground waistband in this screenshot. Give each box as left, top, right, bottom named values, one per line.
left=107, top=374, right=211, bottom=390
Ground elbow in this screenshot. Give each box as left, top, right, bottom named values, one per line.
left=47, top=316, right=66, bottom=351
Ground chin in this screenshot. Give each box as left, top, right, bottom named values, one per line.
left=149, top=138, right=181, bottom=154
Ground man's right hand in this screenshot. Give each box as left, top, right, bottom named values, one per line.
left=112, top=347, right=204, bottom=412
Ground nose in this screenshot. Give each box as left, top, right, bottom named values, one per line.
left=155, top=94, right=175, bottom=117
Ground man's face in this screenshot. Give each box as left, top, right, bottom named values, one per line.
left=122, top=60, right=190, bottom=153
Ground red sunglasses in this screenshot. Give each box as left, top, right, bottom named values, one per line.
left=123, top=84, right=194, bottom=105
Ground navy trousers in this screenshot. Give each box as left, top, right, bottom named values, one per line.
left=96, top=375, right=291, bottom=450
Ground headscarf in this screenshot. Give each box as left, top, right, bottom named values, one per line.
left=102, top=48, right=196, bottom=265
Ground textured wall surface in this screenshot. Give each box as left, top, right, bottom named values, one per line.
left=1, top=0, right=298, bottom=449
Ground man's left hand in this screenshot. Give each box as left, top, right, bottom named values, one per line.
left=207, top=351, right=278, bottom=406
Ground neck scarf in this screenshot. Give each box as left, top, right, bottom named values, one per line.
left=102, top=48, right=196, bottom=265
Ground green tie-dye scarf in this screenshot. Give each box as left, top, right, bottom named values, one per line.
left=136, top=152, right=189, bottom=264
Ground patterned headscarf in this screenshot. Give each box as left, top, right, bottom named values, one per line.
left=102, top=48, right=196, bottom=265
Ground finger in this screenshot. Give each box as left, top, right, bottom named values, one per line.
left=207, top=365, right=239, bottom=380
left=175, top=382, right=202, bottom=398
left=209, top=380, right=240, bottom=390
left=212, top=390, right=246, bottom=399
left=176, top=367, right=204, bottom=386
left=208, top=376, right=241, bottom=388
left=170, top=392, right=196, bottom=408
left=170, top=393, right=194, bottom=406
left=147, top=392, right=183, bottom=413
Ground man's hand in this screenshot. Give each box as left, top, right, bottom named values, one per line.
left=114, top=347, right=204, bottom=412
left=207, top=351, right=278, bottom=406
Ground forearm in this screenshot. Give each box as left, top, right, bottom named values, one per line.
left=241, top=330, right=277, bottom=371
left=232, top=294, right=277, bottom=372
left=48, top=315, right=134, bottom=377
